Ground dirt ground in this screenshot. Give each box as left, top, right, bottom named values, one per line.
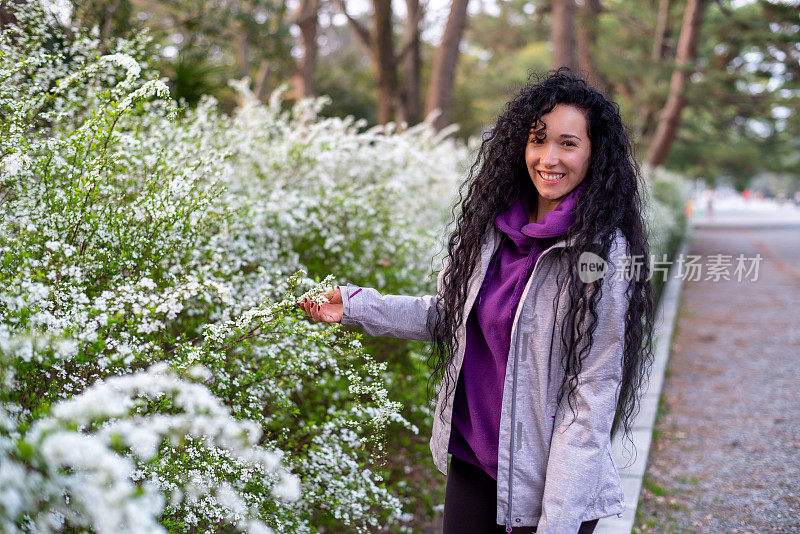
left=634, top=225, right=800, bottom=533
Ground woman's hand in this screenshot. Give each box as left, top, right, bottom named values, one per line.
left=296, top=286, right=343, bottom=323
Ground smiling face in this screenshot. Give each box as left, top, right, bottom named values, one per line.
left=525, top=104, right=591, bottom=221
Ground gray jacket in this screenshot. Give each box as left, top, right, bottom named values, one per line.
left=340, top=225, right=630, bottom=533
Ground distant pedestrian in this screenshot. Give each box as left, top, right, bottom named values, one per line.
left=686, top=197, right=695, bottom=218
left=298, top=68, right=655, bottom=534
left=704, top=187, right=715, bottom=218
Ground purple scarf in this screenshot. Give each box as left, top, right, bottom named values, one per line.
left=448, top=182, right=585, bottom=479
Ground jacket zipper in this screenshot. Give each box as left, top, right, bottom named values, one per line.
left=505, top=241, right=562, bottom=532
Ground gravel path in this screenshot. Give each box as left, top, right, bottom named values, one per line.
left=634, top=225, right=800, bottom=533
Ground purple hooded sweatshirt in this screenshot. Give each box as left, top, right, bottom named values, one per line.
left=447, top=182, right=585, bottom=480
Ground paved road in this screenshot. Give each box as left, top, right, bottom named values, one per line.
left=634, top=224, right=800, bottom=533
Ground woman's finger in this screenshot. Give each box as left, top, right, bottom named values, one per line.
left=296, top=296, right=335, bottom=323
left=311, top=302, right=323, bottom=322
left=300, top=298, right=313, bottom=320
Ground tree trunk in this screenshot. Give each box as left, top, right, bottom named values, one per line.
left=237, top=30, right=250, bottom=80
left=398, top=0, right=422, bottom=125
left=425, top=0, right=470, bottom=131
left=551, top=0, right=576, bottom=70
left=575, top=0, right=609, bottom=95
left=254, top=60, right=272, bottom=103
left=372, top=0, right=398, bottom=124
left=101, top=0, right=122, bottom=43
left=291, top=0, right=320, bottom=99
left=635, top=0, right=670, bottom=141
left=335, top=0, right=401, bottom=124
left=652, top=0, right=670, bottom=61
left=645, top=0, right=706, bottom=167
left=0, top=3, right=17, bottom=28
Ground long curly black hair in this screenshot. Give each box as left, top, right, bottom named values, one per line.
left=427, top=68, right=655, bottom=443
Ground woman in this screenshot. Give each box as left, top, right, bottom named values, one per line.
left=297, top=69, right=655, bottom=534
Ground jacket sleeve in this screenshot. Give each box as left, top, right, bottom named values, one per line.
left=339, top=260, right=448, bottom=342
left=537, top=233, right=631, bottom=533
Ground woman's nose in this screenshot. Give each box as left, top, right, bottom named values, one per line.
left=540, top=144, right=558, bottom=166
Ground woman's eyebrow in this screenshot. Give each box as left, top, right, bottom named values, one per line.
left=527, top=131, right=584, bottom=143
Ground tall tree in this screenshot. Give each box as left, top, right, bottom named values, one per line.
left=399, top=0, right=423, bottom=125
left=652, top=0, right=670, bottom=62
left=630, top=0, right=673, bottom=142
left=575, top=0, right=608, bottom=95
left=551, top=0, right=576, bottom=70
left=645, top=0, right=707, bottom=166
left=291, top=0, right=320, bottom=99
left=426, top=0, right=470, bottom=131
left=336, top=0, right=422, bottom=124
left=371, top=0, right=397, bottom=123
left=659, top=0, right=800, bottom=185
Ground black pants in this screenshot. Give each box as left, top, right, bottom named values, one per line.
left=443, top=455, right=600, bottom=534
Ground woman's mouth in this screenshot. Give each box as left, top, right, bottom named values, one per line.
left=537, top=170, right=566, bottom=183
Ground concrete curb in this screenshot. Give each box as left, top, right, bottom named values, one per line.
left=595, top=235, right=691, bottom=534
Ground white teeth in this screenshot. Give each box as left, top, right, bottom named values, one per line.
left=539, top=171, right=564, bottom=181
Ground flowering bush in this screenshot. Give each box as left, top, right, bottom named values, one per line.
left=0, top=359, right=297, bottom=533
left=0, top=3, right=688, bottom=532
left=641, top=164, right=691, bottom=269
left=0, top=4, right=459, bottom=532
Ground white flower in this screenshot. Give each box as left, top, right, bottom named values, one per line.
left=0, top=153, right=23, bottom=176
left=272, top=473, right=301, bottom=501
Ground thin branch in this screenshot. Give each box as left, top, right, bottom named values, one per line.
left=292, top=0, right=320, bottom=26
left=333, top=0, right=371, bottom=49
left=713, top=0, right=733, bottom=17
left=396, top=1, right=425, bottom=63
left=603, top=6, right=677, bottom=53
